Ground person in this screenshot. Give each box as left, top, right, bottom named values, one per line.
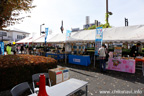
left=20, top=44, right=24, bottom=54
left=130, top=43, right=141, bottom=57
left=98, top=44, right=106, bottom=73
left=83, top=48, right=87, bottom=55
left=104, top=45, right=109, bottom=62
left=12, top=44, right=17, bottom=55
left=6, top=43, right=12, bottom=55
left=62, top=47, right=65, bottom=53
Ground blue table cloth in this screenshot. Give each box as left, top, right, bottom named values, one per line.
left=45, top=53, right=65, bottom=60
left=68, top=55, right=91, bottom=66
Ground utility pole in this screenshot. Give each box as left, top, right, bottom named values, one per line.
left=106, top=0, right=108, bottom=26
left=105, top=0, right=112, bottom=28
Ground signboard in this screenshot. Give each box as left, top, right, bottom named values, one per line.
left=45, top=28, right=49, bottom=44
left=107, top=58, right=135, bottom=73
left=95, top=27, right=103, bottom=55
left=0, top=42, right=4, bottom=55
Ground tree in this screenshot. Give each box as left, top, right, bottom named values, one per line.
left=0, top=0, right=35, bottom=29
left=85, top=24, right=111, bottom=30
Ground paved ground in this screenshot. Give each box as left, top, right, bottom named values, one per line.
left=59, top=63, right=144, bottom=96
left=0, top=62, right=144, bottom=96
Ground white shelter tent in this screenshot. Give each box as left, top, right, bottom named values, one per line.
left=16, top=36, right=33, bottom=44
left=67, top=25, right=144, bottom=43
left=16, top=25, right=144, bottom=44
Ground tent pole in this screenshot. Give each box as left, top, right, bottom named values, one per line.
left=65, top=43, right=67, bottom=64
left=94, top=42, right=96, bottom=68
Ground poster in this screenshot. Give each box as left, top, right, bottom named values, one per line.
left=107, top=58, right=135, bottom=73
left=95, top=27, right=103, bottom=56
left=114, top=47, right=122, bottom=57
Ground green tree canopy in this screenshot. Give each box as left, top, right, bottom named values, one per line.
left=0, top=0, right=35, bottom=29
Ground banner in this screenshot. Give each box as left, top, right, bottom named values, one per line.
left=107, top=58, right=135, bottom=73
left=45, top=28, right=49, bottom=44
left=66, top=30, right=71, bottom=40
left=95, top=27, right=103, bottom=56
left=0, top=42, right=4, bottom=55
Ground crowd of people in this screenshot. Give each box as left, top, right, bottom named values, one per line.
left=4, top=43, right=37, bottom=55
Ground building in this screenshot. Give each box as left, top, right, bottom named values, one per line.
left=83, top=16, right=101, bottom=29
left=0, top=28, right=30, bottom=44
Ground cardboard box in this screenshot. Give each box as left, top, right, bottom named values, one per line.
left=59, top=67, right=70, bottom=81
left=49, top=67, right=70, bottom=86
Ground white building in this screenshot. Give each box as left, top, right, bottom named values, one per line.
left=0, top=28, right=30, bottom=44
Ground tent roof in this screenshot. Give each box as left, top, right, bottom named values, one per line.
left=16, top=25, right=144, bottom=44
left=68, top=25, right=144, bottom=43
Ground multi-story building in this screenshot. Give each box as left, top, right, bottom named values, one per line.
left=0, top=28, right=30, bottom=44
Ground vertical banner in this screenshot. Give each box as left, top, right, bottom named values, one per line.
left=95, top=27, right=103, bottom=56
left=45, top=28, right=49, bottom=44
left=0, top=42, right=4, bottom=55
left=66, top=30, right=71, bottom=40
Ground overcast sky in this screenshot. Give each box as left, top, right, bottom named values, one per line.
left=6, top=0, right=144, bottom=35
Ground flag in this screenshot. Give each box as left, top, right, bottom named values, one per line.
left=66, top=30, right=71, bottom=40
left=45, top=28, right=49, bottom=44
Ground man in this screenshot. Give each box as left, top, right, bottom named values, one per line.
left=98, top=44, right=106, bottom=73
left=6, top=43, right=12, bottom=55
left=130, top=43, right=141, bottom=57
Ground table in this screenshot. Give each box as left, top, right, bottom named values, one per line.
left=45, top=53, right=65, bottom=60
left=68, top=55, right=91, bottom=66
left=135, top=57, right=144, bottom=75
left=29, top=78, right=88, bottom=96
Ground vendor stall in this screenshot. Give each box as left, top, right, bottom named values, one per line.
left=68, top=55, right=91, bottom=66
left=46, top=52, right=65, bottom=60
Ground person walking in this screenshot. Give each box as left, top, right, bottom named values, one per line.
left=98, top=44, right=106, bottom=73
left=6, top=43, right=12, bottom=55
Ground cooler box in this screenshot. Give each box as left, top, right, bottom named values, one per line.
left=49, top=67, right=70, bottom=86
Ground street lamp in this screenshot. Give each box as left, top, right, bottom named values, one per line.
left=40, top=23, right=45, bottom=35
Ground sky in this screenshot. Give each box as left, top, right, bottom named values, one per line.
left=6, top=0, right=144, bottom=35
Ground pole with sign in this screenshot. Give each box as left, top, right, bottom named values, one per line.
left=44, top=28, right=49, bottom=56
left=94, top=27, right=103, bottom=68
left=65, top=30, right=71, bottom=64
left=45, top=28, right=49, bottom=45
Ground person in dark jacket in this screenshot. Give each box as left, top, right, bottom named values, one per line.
left=130, top=43, right=141, bottom=57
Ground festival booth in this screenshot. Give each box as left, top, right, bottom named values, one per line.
left=41, top=33, right=67, bottom=60
left=67, top=25, right=144, bottom=73
left=102, top=25, right=144, bottom=74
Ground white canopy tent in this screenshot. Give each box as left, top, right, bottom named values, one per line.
left=16, top=36, right=33, bottom=44
left=67, top=25, right=144, bottom=43
left=16, top=25, right=144, bottom=44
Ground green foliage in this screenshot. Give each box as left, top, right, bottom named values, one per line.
left=85, top=24, right=111, bottom=30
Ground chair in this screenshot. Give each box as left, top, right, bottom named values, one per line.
left=11, top=82, right=33, bottom=96
left=32, top=73, right=51, bottom=93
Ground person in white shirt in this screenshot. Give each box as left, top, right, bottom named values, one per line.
left=98, top=44, right=106, bottom=73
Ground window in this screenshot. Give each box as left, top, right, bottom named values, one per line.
left=17, top=35, right=24, bottom=39
left=0, top=32, right=7, bottom=36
